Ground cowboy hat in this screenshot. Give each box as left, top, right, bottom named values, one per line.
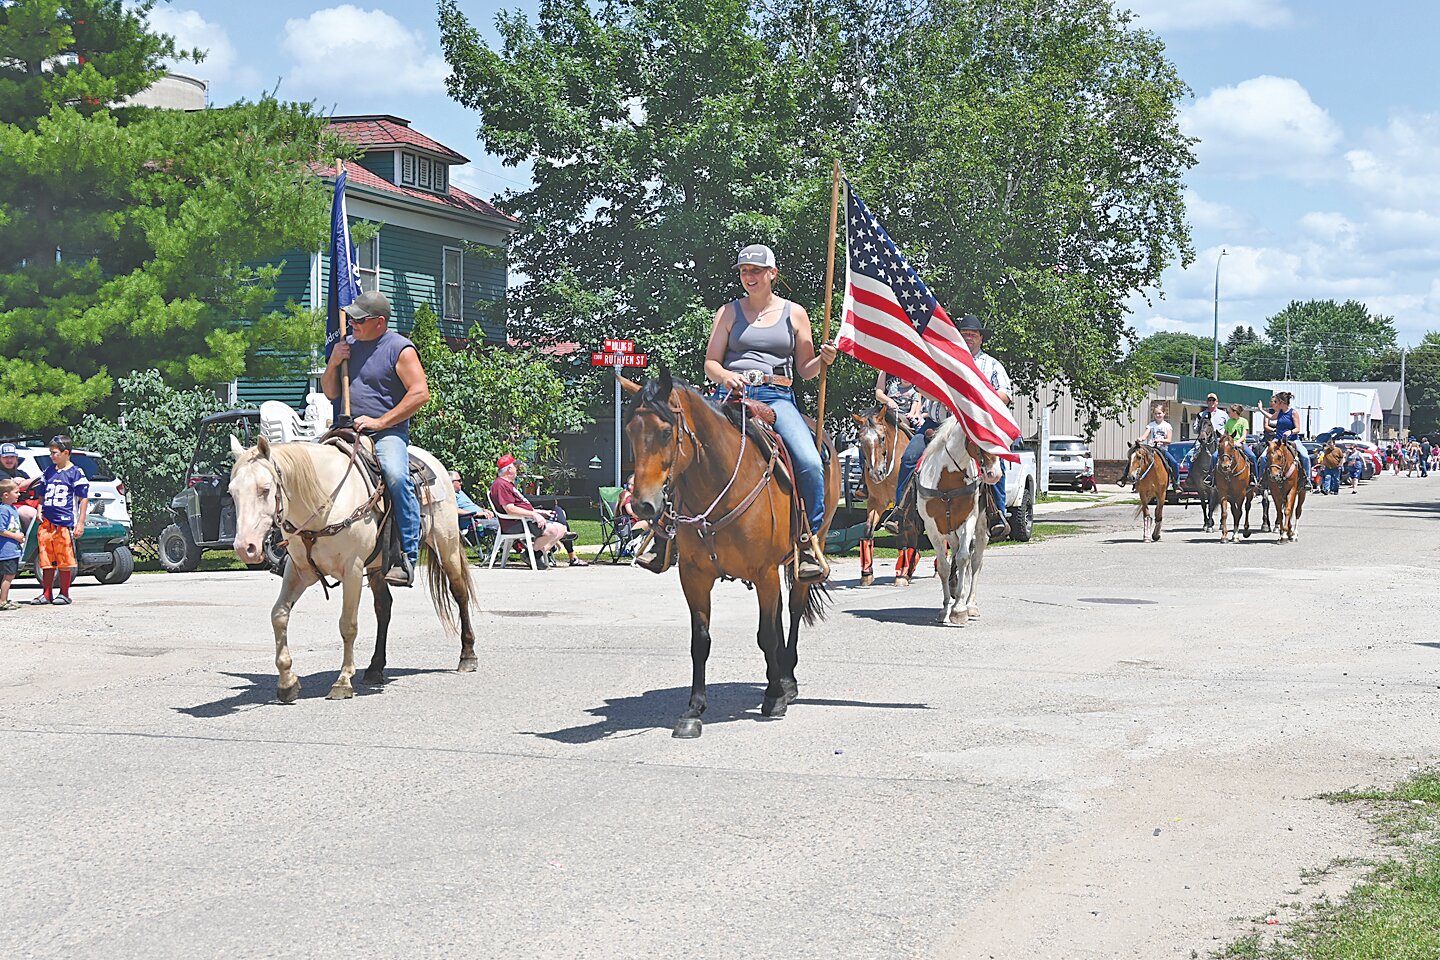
left=954, top=314, right=990, bottom=336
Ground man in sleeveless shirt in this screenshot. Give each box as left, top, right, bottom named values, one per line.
left=321, top=290, right=431, bottom=587
left=957, top=314, right=1013, bottom=539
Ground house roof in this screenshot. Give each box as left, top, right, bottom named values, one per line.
left=313, top=160, right=519, bottom=225
left=329, top=115, right=468, bottom=163
left=1332, top=381, right=1407, bottom=410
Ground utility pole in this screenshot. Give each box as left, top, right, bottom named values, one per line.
left=1212, top=248, right=1227, bottom=380
left=1399, top=346, right=1408, bottom=439
left=1190, top=346, right=1197, bottom=377
left=1284, top=312, right=1291, bottom=380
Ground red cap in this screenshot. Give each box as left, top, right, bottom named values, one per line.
left=496, top=454, right=516, bottom=470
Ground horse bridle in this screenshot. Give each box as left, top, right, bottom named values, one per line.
left=862, top=414, right=902, bottom=485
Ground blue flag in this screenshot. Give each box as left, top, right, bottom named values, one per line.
left=325, top=169, right=361, bottom=359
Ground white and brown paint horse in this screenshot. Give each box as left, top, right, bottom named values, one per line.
left=229, top=435, right=478, bottom=703
left=914, top=419, right=1001, bottom=627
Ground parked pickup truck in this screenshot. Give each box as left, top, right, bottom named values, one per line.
left=1003, top=439, right=1038, bottom=542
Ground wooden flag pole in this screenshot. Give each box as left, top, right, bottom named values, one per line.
left=337, top=157, right=352, bottom=417
left=815, top=158, right=842, bottom=454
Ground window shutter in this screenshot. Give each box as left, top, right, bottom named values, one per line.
left=436, top=164, right=448, bottom=193
left=401, top=152, right=415, bottom=185
left=419, top=157, right=432, bottom=189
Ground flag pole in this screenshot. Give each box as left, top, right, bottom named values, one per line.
left=337, top=157, right=351, bottom=417
left=815, top=158, right=842, bottom=453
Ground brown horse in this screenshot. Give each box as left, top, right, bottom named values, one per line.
left=1265, top=440, right=1305, bottom=541
left=624, top=369, right=839, bottom=739
left=1125, top=442, right=1171, bottom=542
left=1215, top=435, right=1254, bottom=542
left=852, top=407, right=925, bottom=586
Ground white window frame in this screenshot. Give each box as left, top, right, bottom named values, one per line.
left=442, top=246, right=463, bottom=323
left=357, top=232, right=380, bottom=294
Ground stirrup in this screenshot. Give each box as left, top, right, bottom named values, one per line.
left=384, top=554, right=414, bottom=588
left=633, top=529, right=675, bottom=574
left=796, top=534, right=830, bottom=583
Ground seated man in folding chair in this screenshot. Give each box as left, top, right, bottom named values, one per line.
left=489, top=454, right=568, bottom=569
left=451, top=471, right=497, bottom=549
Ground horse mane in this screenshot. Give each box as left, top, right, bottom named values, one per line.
left=269, top=443, right=337, bottom=512
left=634, top=375, right=686, bottom=425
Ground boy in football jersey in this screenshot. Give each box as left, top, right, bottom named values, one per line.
left=27, top=435, right=88, bottom=606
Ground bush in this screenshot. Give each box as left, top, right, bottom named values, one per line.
left=74, top=371, right=225, bottom=540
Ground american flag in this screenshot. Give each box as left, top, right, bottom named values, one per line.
left=836, top=180, right=1021, bottom=461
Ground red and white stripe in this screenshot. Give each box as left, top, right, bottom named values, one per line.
left=839, top=270, right=1021, bottom=462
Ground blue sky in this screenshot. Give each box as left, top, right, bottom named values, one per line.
left=151, top=0, right=1440, bottom=346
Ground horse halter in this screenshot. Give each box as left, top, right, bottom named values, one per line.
left=862, top=415, right=901, bottom=484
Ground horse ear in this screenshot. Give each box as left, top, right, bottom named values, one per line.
left=852, top=413, right=866, bottom=425
left=256, top=435, right=272, bottom=459
left=618, top=374, right=643, bottom=396
left=658, top=364, right=673, bottom=399
left=230, top=434, right=246, bottom=461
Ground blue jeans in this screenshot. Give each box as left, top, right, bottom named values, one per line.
left=1322, top=468, right=1340, bottom=494
left=1258, top=441, right=1310, bottom=482
left=747, top=385, right=826, bottom=533
left=894, top=418, right=938, bottom=503
left=991, top=458, right=1007, bottom=515
left=374, top=429, right=420, bottom=562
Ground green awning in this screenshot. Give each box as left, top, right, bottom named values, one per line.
left=1173, top=375, right=1271, bottom=408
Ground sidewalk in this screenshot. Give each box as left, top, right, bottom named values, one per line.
left=1033, top=488, right=1134, bottom=517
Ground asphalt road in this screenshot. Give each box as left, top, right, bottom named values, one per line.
left=1, top=476, right=1436, bottom=959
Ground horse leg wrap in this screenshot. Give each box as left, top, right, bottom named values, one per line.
left=859, top=538, right=874, bottom=576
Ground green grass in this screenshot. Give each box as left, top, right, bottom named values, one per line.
left=1212, top=769, right=1440, bottom=960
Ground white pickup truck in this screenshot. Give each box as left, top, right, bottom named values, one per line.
left=1000, top=439, right=1038, bottom=541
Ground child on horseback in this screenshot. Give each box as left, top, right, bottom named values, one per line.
left=1256, top=391, right=1312, bottom=481
left=1212, top=402, right=1259, bottom=487
left=1124, top=401, right=1180, bottom=492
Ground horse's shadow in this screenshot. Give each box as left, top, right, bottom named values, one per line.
left=525, top=682, right=929, bottom=744
left=173, top=667, right=454, bottom=719
left=845, top=606, right=951, bottom=627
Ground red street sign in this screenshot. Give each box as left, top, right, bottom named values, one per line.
left=591, top=352, right=648, bottom=368
left=603, top=339, right=636, bottom=354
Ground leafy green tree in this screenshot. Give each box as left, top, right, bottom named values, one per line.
left=0, top=0, right=341, bottom=432
left=72, top=369, right=224, bottom=540
left=409, top=304, right=590, bottom=489
left=1222, top=325, right=1261, bottom=367
left=438, top=0, right=1195, bottom=432
left=1130, top=331, right=1240, bottom=379
left=1233, top=300, right=1397, bottom=381
left=1372, top=333, right=1440, bottom=435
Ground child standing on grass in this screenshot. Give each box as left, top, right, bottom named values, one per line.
left=0, top=479, right=23, bottom=610
left=28, top=435, right=88, bottom=606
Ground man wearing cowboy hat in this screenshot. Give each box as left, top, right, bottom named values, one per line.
left=956, top=314, right=1013, bottom=539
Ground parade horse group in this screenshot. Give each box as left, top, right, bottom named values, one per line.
left=1124, top=424, right=1306, bottom=544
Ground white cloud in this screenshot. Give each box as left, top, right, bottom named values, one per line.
left=281, top=6, right=448, bottom=95
left=1182, top=76, right=1342, bottom=181
left=1185, top=188, right=1245, bottom=231
left=147, top=8, right=237, bottom=83
left=1345, top=113, right=1440, bottom=207
left=1297, top=211, right=1358, bottom=249
left=1122, top=0, right=1291, bottom=31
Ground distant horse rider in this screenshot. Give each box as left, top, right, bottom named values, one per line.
left=956, top=314, right=1013, bottom=539
left=1195, top=392, right=1227, bottom=435
left=1124, top=400, right=1181, bottom=493
left=321, top=290, right=430, bottom=587
left=1256, top=391, right=1311, bottom=483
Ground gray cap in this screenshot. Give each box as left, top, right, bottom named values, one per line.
left=342, top=290, right=391, bottom=321
left=735, top=244, right=776, bottom=269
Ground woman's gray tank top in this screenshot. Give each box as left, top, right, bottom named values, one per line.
left=723, top=300, right=794, bottom=378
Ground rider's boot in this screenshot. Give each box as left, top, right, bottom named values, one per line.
left=633, top=527, right=675, bottom=574
left=384, top=553, right=415, bottom=588
left=796, top=533, right=831, bottom=583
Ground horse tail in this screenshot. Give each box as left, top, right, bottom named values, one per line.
left=785, top=563, right=831, bottom=626
left=421, top=534, right=475, bottom=637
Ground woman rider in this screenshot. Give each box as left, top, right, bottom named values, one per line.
left=704, top=244, right=837, bottom=581
left=1256, top=391, right=1312, bottom=480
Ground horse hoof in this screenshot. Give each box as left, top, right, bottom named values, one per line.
left=896, top=577, right=911, bottom=587
left=762, top=696, right=788, bottom=718
left=672, top=718, right=703, bottom=739
left=277, top=682, right=300, bottom=704
left=780, top=679, right=799, bottom=705
left=967, top=606, right=980, bottom=618
left=859, top=572, right=874, bottom=586
left=457, top=657, right=478, bottom=673
left=326, top=684, right=354, bottom=701
left=362, top=668, right=385, bottom=685
left=948, top=611, right=969, bottom=627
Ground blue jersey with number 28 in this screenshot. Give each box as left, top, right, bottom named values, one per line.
left=40, top=464, right=89, bottom=527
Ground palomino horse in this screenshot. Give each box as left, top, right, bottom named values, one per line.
left=852, top=407, right=925, bottom=586
left=913, top=420, right=1001, bottom=626
left=1125, top=442, right=1172, bottom=542
left=624, top=369, right=839, bottom=739
left=1215, top=435, right=1254, bottom=542
left=229, top=435, right=479, bottom=702
left=1264, top=440, right=1306, bottom=542
left=1186, top=420, right=1219, bottom=532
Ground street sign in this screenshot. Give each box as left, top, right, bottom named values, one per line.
left=591, top=352, right=647, bottom=368
left=603, top=339, right=636, bottom=354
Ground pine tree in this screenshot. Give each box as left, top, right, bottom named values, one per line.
left=0, top=0, right=341, bottom=431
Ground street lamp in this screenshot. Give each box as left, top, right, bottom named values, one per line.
left=1211, top=248, right=1227, bottom=381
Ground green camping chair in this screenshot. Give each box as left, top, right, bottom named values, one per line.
left=593, top=486, right=626, bottom=564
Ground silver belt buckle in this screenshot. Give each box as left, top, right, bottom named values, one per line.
left=741, top=369, right=766, bottom=387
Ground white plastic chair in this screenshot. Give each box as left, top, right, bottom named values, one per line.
left=259, top=400, right=304, bottom=444
left=486, top=492, right=539, bottom=570
left=304, top=392, right=333, bottom=436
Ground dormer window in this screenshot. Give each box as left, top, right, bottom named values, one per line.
left=399, top=150, right=449, bottom=195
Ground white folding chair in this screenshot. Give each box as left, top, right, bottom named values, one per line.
left=259, top=400, right=304, bottom=444
left=486, top=492, right=539, bottom=570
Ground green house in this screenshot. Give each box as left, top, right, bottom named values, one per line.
left=231, top=115, right=520, bottom=408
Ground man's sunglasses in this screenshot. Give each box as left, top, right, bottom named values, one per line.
left=351, top=314, right=384, bottom=324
